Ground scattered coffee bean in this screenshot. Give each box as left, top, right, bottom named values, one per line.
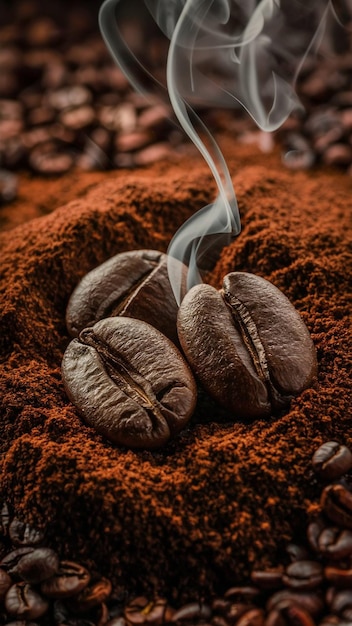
left=40, top=560, right=90, bottom=598
left=171, top=601, right=211, bottom=622
left=62, top=317, right=197, bottom=449
left=1, top=548, right=35, bottom=577
left=250, top=571, right=283, bottom=590
left=321, top=484, right=352, bottom=530
left=312, top=441, right=352, bottom=481
left=66, top=577, right=112, bottom=613
left=13, top=547, right=59, bottom=583
left=5, top=582, right=49, bottom=620
left=8, top=518, right=44, bottom=547
left=0, top=169, right=18, bottom=203
left=66, top=249, right=187, bottom=345
left=177, top=272, right=317, bottom=419
left=282, top=561, right=323, bottom=591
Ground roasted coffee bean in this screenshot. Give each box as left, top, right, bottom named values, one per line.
left=66, top=577, right=112, bottom=612
left=0, top=568, right=12, bottom=600
left=324, top=566, right=352, bottom=587
left=66, top=249, right=187, bottom=345
left=171, top=601, right=212, bottom=622
left=282, top=561, right=323, bottom=591
left=236, top=608, right=265, bottom=626
left=285, top=544, right=310, bottom=563
left=251, top=570, right=283, bottom=590
left=14, top=547, right=59, bottom=583
left=226, top=602, right=254, bottom=623
left=211, top=598, right=231, bottom=615
left=5, top=582, right=49, bottom=620
left=59, top=105, right=95, bottom=130
left=321, top=484, right=352, bottom=530
left=212, top=615, right=230, bottom=626
left=266, top=604, right=316, bottom=626
left=124, top=596, right=169, bottom=625
left=267, top=590, right=324, bottom=617
left=40, top=560, right=90, bottom=598
left=8, top=519, right=44, bottom=547
left=29, top=142, right=74, bottom=175
left=224, top=587, right=261, bottom=601
left=330, top=590, right=352, bottom=614
left=0, top=503, right=10, bottom=537
left=1, top=547, right=35, bottom=576
left=318, top=528, right=352, bottom=560
left=177, top=272, right=317, bottom=419
left=62, top=317, right=197, bottom=449
left=312, top=442, right=352, bottom=480
left=0, top=168, right=17, bottom=203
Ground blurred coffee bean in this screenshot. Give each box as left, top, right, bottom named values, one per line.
left=14, top=547, right=59, bottom=583
left=285, top=544, right=310, bottom=563
left=5, top=582, right=49, bottom=620
left=47, top=86, right=92, bottom=110
left=0, top=503, right=10, bottom=537
left=330, top=590, right=352, bottom=615
left=40, top=560, right=90, bottom=599
left=67, top=577, right=112, bottom=613
left=267, top=590, right=324, bottom=617
left=322, top=144, right=352, bottom=167
left=115, top=130, right=152, bottom=152
left=226, top=602, right=254, bottom=623
left=1, top=547, right=35, bottom=576
left=282, top=134, right=315, bottom=170
left=0, top=568, right=12, bottom=601
left=321, top=484, right=352, bottom=530
left=8, top=518, right=44, bottom=547
left=251, top=571, right=283, bottom=590
left=29, top=141, right=73, bottom=175
left=267, top=604, right=316, bottom=626
left=312, top=442, right=352, bottom=481
left=324, top=566, right=352, bottom=587
left=211, top=598, right=231, bottom=615
left=59, top=105, right=95, bottom=130
left=134, top=142, right=174, bottom=166
left=27, top=106, right=56, bottom=126
left=99, top=103, right=137, bottom=132
left=319, top=528, right=352, bottom=560
left=282, top=561, right=323, bottom=590
left=224, top=587, right=261, bottom=602
left=124, top=597, right=169, bottom=625
left=0, top=169, right=18, bottom=203
left=25, top=17, right=61, bottom=47
left=138, top=104, right=171, bottom=129
left=171, top=601, right=212, bottom=622
left=236, top=608, right=265, bottom=626
left=107, top=618, right=128, bottom=626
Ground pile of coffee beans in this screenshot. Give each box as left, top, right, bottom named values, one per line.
left=61, top=249, right=318, bottom=449
left=1, top=440, right=351, bottom=624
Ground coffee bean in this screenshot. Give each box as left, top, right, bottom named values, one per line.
left=62, top=317, right=197, bottom=448
left=40, top=560, right=90, bottom=598
left=0, top=169, right=17, bottom=203
left=0, top=568, right=12, bottom=601
left=235, top=608, right=265, bottom=626
left=124, top=596, right=169, bottom=625
left=318, top=528, right=352, bottom=560
left=8, top=518, right=44, bottom=547
left=321, top=484, right=352, bottom=530
left=14, top=547, right=59, bottom=583
left=171, top=601, right=211, bottom=622
left=324, top=566, right=352, bottom=587
left=322, top=144, right=352, bottom=167
left=285, top=544, right=310, bottom=563
left=177, top=273, right=317, bottom=419
left=66, top=577, right=112, bottom=613
left=224, top=586, right=261, bottom=602
left=282, top=561, right=323, bottom=591
left=59, top=105, right=95, bottom=130
left=267, top=590, right=324, bottom=617
left=282, top=134, right=315, bottom=170
left=47, top=86, right=92, bottom=110
left=330, top=590, right=352, bottom=615
left=312, top=442, right=352, bottom=481
left=1, top=547, right=35, bottom=576
left=134, top=143, right=174, bottom=166
left=267, top=605, right=316, bottom=626
left=5, top=583, right=49, bottom=620
left=0, top=503, right=10, bottom=538
left=66, top=249, right=187, bottom=345
left=29, top=142, right=73, bottom=175
left=250, top=570, right=283, bottom=590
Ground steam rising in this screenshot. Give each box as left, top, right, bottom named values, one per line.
left=99, top=0, right=343, bottom=303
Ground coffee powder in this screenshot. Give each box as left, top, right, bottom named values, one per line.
left=0, top=142, right=351, bottom=601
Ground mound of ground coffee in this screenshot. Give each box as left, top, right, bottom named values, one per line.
left=0, top=144, right=351, bottom=602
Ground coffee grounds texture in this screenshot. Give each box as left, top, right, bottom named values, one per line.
left=0, top=139, right=351, bottom=602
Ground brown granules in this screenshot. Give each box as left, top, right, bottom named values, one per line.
left=0, top=141, right=351, bottom=602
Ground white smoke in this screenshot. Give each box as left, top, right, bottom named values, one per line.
left=99, top=0, right=346, bottom=303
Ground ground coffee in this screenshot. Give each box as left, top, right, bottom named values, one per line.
left=0, top=141, right=351, bottom=602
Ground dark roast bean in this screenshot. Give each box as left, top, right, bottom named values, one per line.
left=211, top=598, right=231, bottom=615
left=40, top=560, right=90, bottom=598
left=319, top=528, right=352, bottom=560
left=312, top=442, right=352, bottom=480
left=330, top=590, right=352, bottom=614
left=226, top=603, right=254, bottom=623
left=0, top=568, right=12, bottom=600
left=267, top=605, right=316, bottom=626
left=267, top=590, right=324, bottom=617
left=321, top=484, right=352, bottom=530
left=282, top=561, right=323, bottom=590
left=0, top=168, right=17, bottom=203
left=5, top=582, right=49, bottom=620
left=66, top=249, right=187, bottom=344
left=171, top=601, right=211, bottom=622
left=1, top=547, right=35, bottom=576
left=59, top=105, right=95, bottom=130
left=67, top=577, right=112, bottom=612
left=8, top=519, right=44, bottom=547
left=124, top=597, right=169, bottom=624
left=212, top=615, right=230, bottom=626
left=324, top=566, right=352, bottom=587
left=0, top=503, right=10, bottom=537
left=224, top=586, right=261, bottom=602
left=250, top=570, right=283, bottom=590
left=286, top=543, right=310, bottom=562
left=47, top=86, right=92, bottom=110
left=177, top=273, right=317, bottom=419
left=14, top=547, right=59, bottom=583
left=235, top=608, right=264, bottom=626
